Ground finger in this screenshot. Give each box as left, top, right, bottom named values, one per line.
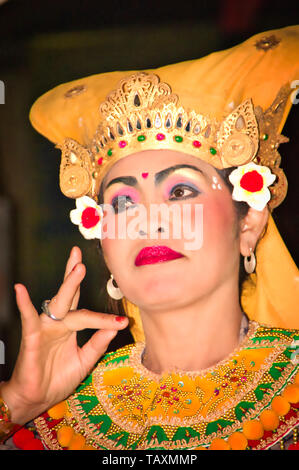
left=63, top=246, right=82, bottom=310
left=78, top=329, right=118, bottom=374
left=14, top=284, right=40, bottom=336
left=47, top=263, right=86, bottom=320
left=62, top=309, right=129, bottom=332
left=63, top=246, right=82, bottom=281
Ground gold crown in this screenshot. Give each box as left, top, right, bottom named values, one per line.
left=58, top=72, right=290, bottom=210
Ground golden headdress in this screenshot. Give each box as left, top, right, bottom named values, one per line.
left=30, top=25, right=299, bottom=337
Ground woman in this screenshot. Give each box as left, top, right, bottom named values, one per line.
left=0, top=25, right=298, bottom=450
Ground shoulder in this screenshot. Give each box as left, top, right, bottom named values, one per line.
left=248, top=322, right=298, bottom=371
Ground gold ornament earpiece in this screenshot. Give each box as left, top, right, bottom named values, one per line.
left=58, top=138, right=93, bottom=198
left=218, top=99, right=259, bottom=166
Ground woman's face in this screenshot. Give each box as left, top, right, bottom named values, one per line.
left=100, top=150, right=240, bottom=312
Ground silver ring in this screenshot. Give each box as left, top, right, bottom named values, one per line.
left=41, top=300, right=61, bottom=321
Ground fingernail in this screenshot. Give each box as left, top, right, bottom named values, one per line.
left=72, top=264, right=78, bottom=272
left=115, top=316, right=126, bottom=322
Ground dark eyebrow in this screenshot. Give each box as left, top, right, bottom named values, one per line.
left=155, top=164, right=205, bottom=185
left=104, top=164, right=206, bottom=192
left=104, top=176, right=137, bottom=191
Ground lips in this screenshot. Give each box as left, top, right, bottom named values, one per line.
left=135, top=245, right=184, bottom=266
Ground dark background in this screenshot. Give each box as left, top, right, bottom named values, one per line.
left=0, top=0, right=298, bottom=380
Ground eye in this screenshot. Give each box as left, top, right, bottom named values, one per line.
left=169, top=183, right=200, bottom=200
left=111, top=195, right=136, bottom=213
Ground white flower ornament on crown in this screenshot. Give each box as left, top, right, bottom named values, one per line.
left=229, top=162, right=277, bottom=211
left=70, top=196, right=103, bottom=240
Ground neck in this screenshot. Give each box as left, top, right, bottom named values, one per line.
left=140, top=279, right=245, bottom=375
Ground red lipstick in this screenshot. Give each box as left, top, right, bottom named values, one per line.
left=135, top=246, right=184, bottom=266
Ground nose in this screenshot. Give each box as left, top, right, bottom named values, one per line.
left=138, top=226, right=165, bottom=237
left=137, top=198, right=169, bottom=239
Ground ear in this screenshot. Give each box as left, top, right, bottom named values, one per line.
left=239, top=206, right=269, bottom=257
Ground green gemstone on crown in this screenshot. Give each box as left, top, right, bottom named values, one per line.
left=210, top=147, right=217, bottom=155
left=174, top=135, right=183, bottom=143
left=262, top=133, right=269, bottom=140
left=137, top=135, right=146, bottom=142
left=107, top=149, right=113, bottom=156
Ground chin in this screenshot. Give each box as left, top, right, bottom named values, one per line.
left=129, top=278, right=187, bottom=307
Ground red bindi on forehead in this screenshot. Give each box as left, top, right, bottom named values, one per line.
left=141, top=173, right=149, bottom=178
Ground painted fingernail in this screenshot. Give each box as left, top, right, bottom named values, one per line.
left=115, top=316, right=126, bottom=322
left=72, top=264, right=78, bottom=272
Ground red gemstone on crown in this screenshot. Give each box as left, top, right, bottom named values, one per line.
left=193, top=140, right=201, bottom=148
left=119, top=140, right=127, bottom=148
left=156, top=133, right=165, bottom=141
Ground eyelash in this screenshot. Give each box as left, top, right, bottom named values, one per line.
left=168, top=183, right=200, bottom=200
left=111, top=195, right=136, bottom=213
left=111, top=183, right=200, bottom=213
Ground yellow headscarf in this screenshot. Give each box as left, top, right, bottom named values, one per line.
left=30, top=25, right=299, bottom=338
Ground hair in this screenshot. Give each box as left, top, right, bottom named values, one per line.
left=96, top=165, right=264, bottom=315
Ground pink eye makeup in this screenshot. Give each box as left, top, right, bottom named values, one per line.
left=107, top=187, right=140, bottom=213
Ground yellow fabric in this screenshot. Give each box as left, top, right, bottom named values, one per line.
left=242, top=214, right=299, bottom=329
left=29, top=26, right=299, bottom=336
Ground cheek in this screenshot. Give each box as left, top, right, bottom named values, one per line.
left=101, top=237, right=125, bottom=268
left=202, top=192, right=236, bottom=252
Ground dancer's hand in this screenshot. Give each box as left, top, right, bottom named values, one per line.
left=0, top=246, right=128, bottom=425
